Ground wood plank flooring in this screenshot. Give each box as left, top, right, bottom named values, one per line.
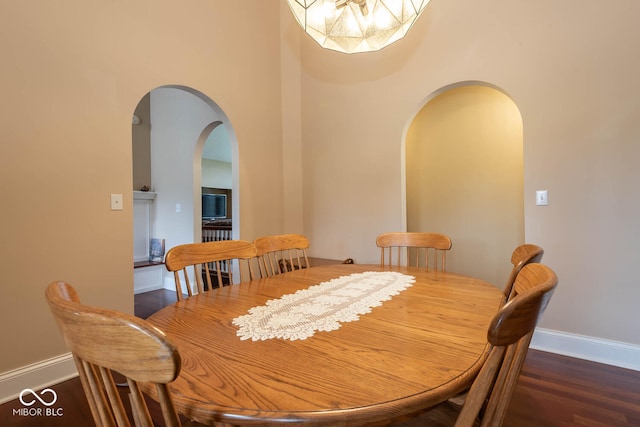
left=2, top=289, right=639, bottom=426
left=505, top=349, right=640, bottom=426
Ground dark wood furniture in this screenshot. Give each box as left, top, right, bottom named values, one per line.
left=133, top=260, right=164, bottom=268
left=201, top=187, right=232, bottom=243
left=202, top=219, right=232, bottom=243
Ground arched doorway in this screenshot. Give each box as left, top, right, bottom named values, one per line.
left=132, top=85, right=239, bottom=293
left=405, top=83, right=524, bottom=286
left=199, top=121, right=233, bottom=244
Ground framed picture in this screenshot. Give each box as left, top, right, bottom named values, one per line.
left=149, top=238, right=165, bottom=262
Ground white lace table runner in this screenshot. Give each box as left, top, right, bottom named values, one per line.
left=232, top=271, right=415, bottom=341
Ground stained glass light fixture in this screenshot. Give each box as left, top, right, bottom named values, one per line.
left=286, top=0, right=430, bottom=54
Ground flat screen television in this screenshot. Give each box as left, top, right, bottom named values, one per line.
left=202, top=193, right=227, bottom=219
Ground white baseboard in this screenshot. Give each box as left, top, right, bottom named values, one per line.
left=531, top=328, right=640, bottom=372
left=133, top=283, right=164, bottom=295
left=0, top=353, right=77, bottom=405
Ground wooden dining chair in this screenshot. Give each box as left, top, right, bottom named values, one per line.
left=253, top=234, right=310, bottom=277
left=444, top=243, right=544, bottom=409
left=391, top=263, right=558, bottom=427
left=164, top=240, right=257, bottom=301
left=376, top=232, right=452, bottom=271
left=502, top=244, right=544, bottom=300
left=45, top=281, right=193, bottom=427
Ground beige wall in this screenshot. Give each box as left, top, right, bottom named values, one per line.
left=0, top=0, right=286, bottom=372
left=280, top=3, right=305, bottom=234
left=1, top=0, right=639, bottom=386
left=406, top=85, right=524, bottom=287
left=295, top=0, right=640, bottom=345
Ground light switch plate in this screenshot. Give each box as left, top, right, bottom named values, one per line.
left=111, top=194, right=123, bottom=210
left=536, top=190, right=548, bottom=206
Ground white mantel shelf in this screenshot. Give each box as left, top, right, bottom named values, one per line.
left=133, top=191, right=157, bottom=200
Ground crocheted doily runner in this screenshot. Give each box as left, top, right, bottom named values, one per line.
left=232, top=271, right=415, bottom=341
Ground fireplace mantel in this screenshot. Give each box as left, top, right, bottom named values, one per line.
left=133, top=190, right=157, bottom=201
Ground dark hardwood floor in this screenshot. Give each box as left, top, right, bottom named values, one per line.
left=134, top=287, right=179, bottom=319
left=2, top=289, right=639, bottom=426
left=506, top=351, right=640, bottom=426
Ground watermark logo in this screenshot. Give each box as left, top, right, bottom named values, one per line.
left=13, top=388, right=64, bottom=418
left=19, top=388, right=57, bottom=406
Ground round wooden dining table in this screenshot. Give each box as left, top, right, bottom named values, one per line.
left=146, top=264, right=504, bottom=426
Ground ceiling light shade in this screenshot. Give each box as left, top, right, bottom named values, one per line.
left=287, top=0, right=430, bottom=54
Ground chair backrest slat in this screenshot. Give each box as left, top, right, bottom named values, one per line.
left=45, top=281, right=183, bottom=427
left=253, top=234, right=310, bottom=278
left=376, top=232, right=452, bottom=271
left=454, top=263, right=558, bottom=427
left=503, top=243, right=544, bottom=299
left=165, top=240, right=257, bottom=300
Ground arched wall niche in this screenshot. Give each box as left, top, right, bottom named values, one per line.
left=402, top=81, right=524, bottom=286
